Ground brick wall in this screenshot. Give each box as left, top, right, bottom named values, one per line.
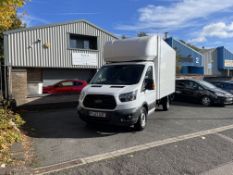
left=11, top=69, right=27, bottom=105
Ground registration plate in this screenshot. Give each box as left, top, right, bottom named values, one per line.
left=89, top=111, right=106, bottom=118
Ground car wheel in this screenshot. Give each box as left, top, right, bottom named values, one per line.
left=201, top=96, right=211, bottom=106
left=134, top=107, right=147, bottom=131
left=170, top=94, right=175, bottom=102
left=162, top=97, right=170, bottom=111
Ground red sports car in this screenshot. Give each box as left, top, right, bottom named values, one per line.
left=43, top=80, right=88, bottom=94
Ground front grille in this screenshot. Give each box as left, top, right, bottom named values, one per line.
left=83, top=95, right=116, bottom=109
left=110, top=86, right=125, bottom=88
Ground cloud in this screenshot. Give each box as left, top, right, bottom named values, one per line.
left=202, top=22, right=233, bottom=38
left=190, top=21, right=233, bottom=43
left=189, top=36, right=207, bottom=43
left=116, top=0, right=233, bottom=31
left=18, top=13, right=49, bottom=26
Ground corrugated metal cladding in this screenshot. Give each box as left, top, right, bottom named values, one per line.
left=217, top=46, right=233, bottom=70
left=200, top=49, right=221, bottom=75
left=4, top=20, right=117, bottom=69
left=165, top=37, right=203, bottom=67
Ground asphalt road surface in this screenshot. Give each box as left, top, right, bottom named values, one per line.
left=21, top=102, right=233, bottom=175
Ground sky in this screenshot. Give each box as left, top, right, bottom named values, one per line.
left=18, top=0, right=233, bottom=52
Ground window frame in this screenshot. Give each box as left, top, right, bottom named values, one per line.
left=68, top=33, right=99, bottom=51
left=141, top=66, right=154, bottom=91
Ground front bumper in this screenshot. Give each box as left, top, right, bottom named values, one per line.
left=214, top=96, right=233, bottom=105
left=224, top=97, right=233, bottom=105
left=77, top=106, right=141, bottom=126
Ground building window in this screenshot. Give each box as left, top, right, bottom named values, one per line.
left=69, top=34, right=98, bottom=50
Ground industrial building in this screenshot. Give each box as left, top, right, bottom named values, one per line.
left=201, top=46, right=233, bottom=76
left=4, top=20, right=117, bottom=105
left=165, top=37, right=204, bottom=75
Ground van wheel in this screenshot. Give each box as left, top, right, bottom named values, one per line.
left=162, top=97, right=170, bottom=111
left=134, top=107, right=147, bottom=131
left=201, top=96, right=211, bottom=106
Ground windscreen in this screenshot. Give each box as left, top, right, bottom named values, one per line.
left=198, top=80, right=217, bottom=89
left=91, top=64, right=145, bottom=85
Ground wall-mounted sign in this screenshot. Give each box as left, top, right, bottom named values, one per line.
left=224, top=60, right=233, bottom=68
left=72, top=52, right=97, bottom=66
left=195, top=57, right=200, bottom=64
left=179, top=54, right=202, bottom=67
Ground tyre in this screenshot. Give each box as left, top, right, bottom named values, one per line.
left=201, top=96, right=211, bottom=106
left=134, top=107, right=147, bottom=131
left=170, top=94, right=175, bottom=102
left=162, top=97, right=170, bottom=111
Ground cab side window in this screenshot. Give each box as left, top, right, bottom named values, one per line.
left=142, top=66, right=154, bottom=91
left=145, top=66, right=153, bottom=81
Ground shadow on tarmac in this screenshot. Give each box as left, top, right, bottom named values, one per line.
left=21, top=108, right=137, bottom=139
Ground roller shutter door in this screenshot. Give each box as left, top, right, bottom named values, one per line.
left=42, top=68, right=96, bottom=86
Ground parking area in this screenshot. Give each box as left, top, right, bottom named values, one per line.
left=21, top=102, right=233, bottom=172
left=49, top=132, right=233, bottom=175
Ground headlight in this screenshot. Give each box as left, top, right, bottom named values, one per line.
left=215, top=92, right=225, bottom=97
left=119, top=90, right=137, bottom=102
left=79, top=90, right=86, bottom=101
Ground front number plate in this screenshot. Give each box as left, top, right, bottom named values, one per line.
left=89, top=111, right=106, bottom=118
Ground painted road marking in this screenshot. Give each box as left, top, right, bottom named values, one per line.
left=34, top=124, right=233, bottom=175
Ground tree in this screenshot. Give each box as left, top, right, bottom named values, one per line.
left=137, top=32, right=148, bottom=37
left=0, top=0, right=26, bottom=60
left=0, top=0, right=25, bottom=30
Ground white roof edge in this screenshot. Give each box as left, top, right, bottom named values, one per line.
left=3, top=19, right=118, bottom=39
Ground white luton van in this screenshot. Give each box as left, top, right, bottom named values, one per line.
left=78, top=35, right=176, bottom=130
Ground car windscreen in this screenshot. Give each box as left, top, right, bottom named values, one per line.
left=198, top=80, right=217, bottom=89
left=91, top=64, right=145, bottom=85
